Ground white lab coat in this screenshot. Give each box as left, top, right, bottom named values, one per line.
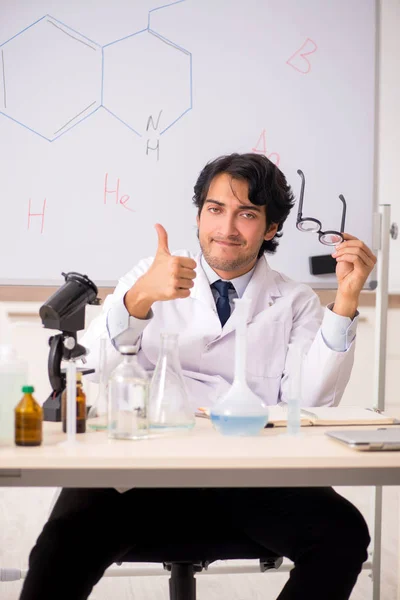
left=81, top=251, right=355, bottom=408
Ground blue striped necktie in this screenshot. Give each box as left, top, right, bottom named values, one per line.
left=212, top=280, right=234, bottom=327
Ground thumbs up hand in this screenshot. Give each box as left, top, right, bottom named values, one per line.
left=124, top=224, right=197, bottom=318
left=149, top=223, right=197, bottom=300
left=154, top=223, right=171, bottom=257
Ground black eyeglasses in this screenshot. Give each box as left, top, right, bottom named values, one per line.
left=296, top=169, right=347, bottom=246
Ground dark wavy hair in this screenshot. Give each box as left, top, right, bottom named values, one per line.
left=193, top=153, right=295, bottom=256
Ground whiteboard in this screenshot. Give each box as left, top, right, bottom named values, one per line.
left=0, top=0, right=377, bottom=288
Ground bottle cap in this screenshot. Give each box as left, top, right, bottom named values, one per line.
left=22, top=385, right=34, bottom=393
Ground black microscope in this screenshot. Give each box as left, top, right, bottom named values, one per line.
left=39, top=272, right=101, bottom=421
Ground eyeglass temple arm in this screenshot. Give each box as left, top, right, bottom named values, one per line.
left=338, top=194, right=347, bottom=233
left=296, top=170, right=305, bottom=220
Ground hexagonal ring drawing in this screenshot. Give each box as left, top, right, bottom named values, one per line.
left=102, top=28, right=192, bottom=137
left=0, top=15, right=102, bottom=141
left=0, top=1, right=193, bottom=141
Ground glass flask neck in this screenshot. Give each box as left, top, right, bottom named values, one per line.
left=234, top=329, right=247, bottom=383
left=122, top=353, right=137, bottom=365
left=233, top=299, right=250, bottom=384
left=159, top=334, right=179, bottom=358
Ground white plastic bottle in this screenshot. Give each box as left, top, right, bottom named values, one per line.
left=0, top=345, right=28, bottom=444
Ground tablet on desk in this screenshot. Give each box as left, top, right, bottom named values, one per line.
left=326, top=429, right=400, bottom=451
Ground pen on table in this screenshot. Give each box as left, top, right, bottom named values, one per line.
left=299, top=408, right=317, bottom=419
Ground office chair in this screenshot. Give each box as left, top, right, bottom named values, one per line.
left=116, top=532, right=283, bottom=600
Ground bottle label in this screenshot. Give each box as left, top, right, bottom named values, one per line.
left=15, top=415, right=42, bottom=443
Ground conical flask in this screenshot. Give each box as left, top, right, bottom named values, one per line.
left=210, top=298, right=269, bottom=436
left=148, top=333, right=195, bottom=431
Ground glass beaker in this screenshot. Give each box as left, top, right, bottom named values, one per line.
left=108, top=345, right=149, bottom=440
left=148, top=333, right=195, bottom=431
left=88, top=336, right=108, bottom=431
left=210, top=298, right=269, bottom=436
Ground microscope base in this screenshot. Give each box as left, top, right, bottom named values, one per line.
left=43, top=392, right=62, bottom=422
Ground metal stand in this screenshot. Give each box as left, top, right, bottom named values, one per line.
left=371, top=204, right=396, bottom=600
left=373, top=205, right=392, bottom=413
left=372, top=485, right=383, bottom=600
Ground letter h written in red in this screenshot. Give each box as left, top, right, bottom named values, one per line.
left=28, top=199, right=46, bottom=234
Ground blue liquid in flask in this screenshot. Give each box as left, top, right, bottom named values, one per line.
left=210, top=413, right=268, bottom=436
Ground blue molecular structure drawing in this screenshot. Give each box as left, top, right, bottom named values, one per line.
left=0, top=0, right=192, bottom=142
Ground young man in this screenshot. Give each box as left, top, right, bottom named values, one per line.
left=20, top=153, right=375, bottom=600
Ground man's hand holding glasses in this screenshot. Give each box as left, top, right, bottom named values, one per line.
left=296, top=169, right=377, bottom=318
left=332, top=234, right=377, bottom=317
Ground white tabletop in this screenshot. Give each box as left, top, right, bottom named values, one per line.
left=1, top=419, right=400, bottom=488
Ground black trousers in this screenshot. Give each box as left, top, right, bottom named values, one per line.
left=19, top=487, right=370, bottom=600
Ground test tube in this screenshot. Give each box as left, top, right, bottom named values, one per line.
left=66, top=360, right=77, bottom=443
left=287, top=345, right=304, bottom=436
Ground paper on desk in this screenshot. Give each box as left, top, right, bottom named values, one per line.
left=196, top=406, right=399, bottom=427
left=296, top=406, right=398, bottom=426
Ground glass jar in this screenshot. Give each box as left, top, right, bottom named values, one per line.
left=87, top=336, right=108, bottom=431
left=108, top=345, right=149, bottom=440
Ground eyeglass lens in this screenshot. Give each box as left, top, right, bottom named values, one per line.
left=297, top=219, right=321, bottom=233
left=319, top=232, right=343, bottom=246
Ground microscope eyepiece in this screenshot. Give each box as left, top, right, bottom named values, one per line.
left=39, top=271, right=100, bottom=332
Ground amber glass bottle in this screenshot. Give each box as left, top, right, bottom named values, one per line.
left=15, top=386, right=43, bottom=446
left=62, top=371, right=86, bottom=434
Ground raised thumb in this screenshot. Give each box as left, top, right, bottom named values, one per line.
left=155, top=223, right=170, bottom=255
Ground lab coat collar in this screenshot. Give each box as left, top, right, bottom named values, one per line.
left=191, top=253, right=217, bottom=312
